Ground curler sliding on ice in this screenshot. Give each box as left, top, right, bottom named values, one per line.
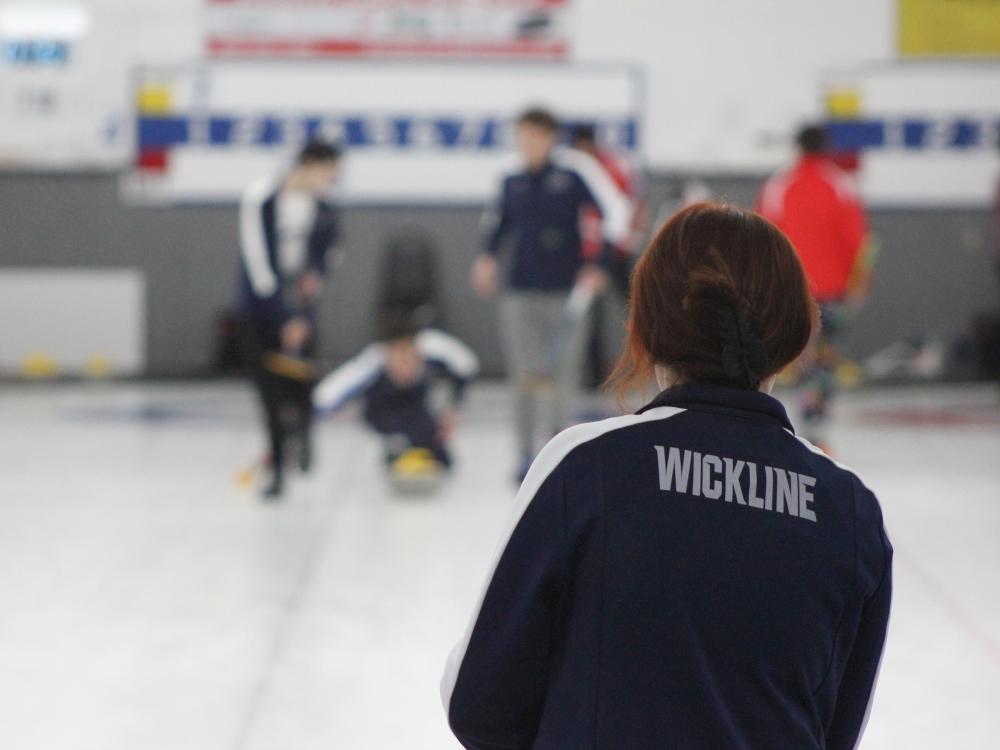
left=313, top=312, right=479, bottom=493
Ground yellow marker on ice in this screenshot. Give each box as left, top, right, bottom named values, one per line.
left=22, top=353, right=59, bottom=378
left=234, top=466, right=256, bottom=491
left=836, top=361, right=863, bottom=389
left=84, top=354, right=113, bottom=378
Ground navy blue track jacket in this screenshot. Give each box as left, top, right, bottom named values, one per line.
left=238, top=178, right=340, bottom=326
left=443, top=383, right=892, bottom=750
left=483, top=148, right=632, bottom=291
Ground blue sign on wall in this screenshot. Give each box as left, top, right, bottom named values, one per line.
left=3, top=40, right=70, bottom=65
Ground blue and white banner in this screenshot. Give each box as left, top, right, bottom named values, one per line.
left=135, top=112, right=637, bottom=152
left=823, top=64, right=1000, bottom=206
left=123, top=62, right=642, bottom=205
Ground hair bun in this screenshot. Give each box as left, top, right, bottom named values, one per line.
left=719, top=303, right=769, bottom=389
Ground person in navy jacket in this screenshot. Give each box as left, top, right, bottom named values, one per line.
left=444, top=203, right=892, bottom=749
left=471, top=107, right=632, bottom=480
left=238, top=140, right=342, bottom=499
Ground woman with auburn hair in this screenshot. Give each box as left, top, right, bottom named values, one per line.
left=443, top=203, right=892, bottom=750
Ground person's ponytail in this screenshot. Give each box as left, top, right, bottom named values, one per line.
left=683, top=256, right=770, bottom=390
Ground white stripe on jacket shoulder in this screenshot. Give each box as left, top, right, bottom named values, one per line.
left=239, top=177, right=279, bottom=297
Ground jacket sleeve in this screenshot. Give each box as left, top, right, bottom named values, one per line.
left=312, top=345, right=384, bottom=414
left=442, top=436, right=576, bottom=750
left=239, top=180, right=290, bottom=324
left=826, top=490, right=893, bottom=750
left=482, top=178, right=512, bottom=257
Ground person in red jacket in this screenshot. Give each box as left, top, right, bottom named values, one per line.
left=756, top=125, right=872, bottom=447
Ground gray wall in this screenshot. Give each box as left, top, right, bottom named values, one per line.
left=0, top=172, right=996, bottom=376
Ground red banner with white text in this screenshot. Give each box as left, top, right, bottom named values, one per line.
left=205, top=0, right=571, bottom=60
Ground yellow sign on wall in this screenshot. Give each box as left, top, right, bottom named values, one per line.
left=899, top=0, right=1000, bottom=56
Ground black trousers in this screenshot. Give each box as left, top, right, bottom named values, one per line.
left=242, top=316, right=316, bottom=476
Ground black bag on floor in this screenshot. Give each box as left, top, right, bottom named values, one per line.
left=379, top=232, right=440, bottom=327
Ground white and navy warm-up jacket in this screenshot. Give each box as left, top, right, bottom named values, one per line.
left=238, top=177, right=340, bottom=326
left=442, top=382, right=892, bottom=750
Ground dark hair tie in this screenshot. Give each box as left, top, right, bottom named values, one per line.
left=719, top=303, right=769, bottom=388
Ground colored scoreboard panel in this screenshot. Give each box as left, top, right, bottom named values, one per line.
left=899, top=0, right=1000, bottom=57
left=124, top=62, right=642, bottom=205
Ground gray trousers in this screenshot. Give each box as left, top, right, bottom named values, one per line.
left=499, top=289, right=593, bottom=458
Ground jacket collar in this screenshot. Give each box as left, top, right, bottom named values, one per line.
left=638, top=382, right=795, bottom=433
left=525, top=158, right=555, bottom=177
